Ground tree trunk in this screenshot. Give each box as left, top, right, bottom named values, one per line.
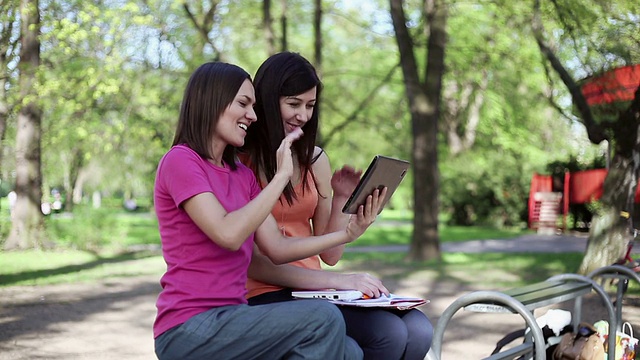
left=389, top=0, right=446, bottom=261
left=312, top=0, right=323, bottom=145
left=0, top=3, right=17, bottom=214
left=62, top=147, right=84, bottom=212
left=0, top=64, right=8, bottom=214
left=279, top=0, right=287, bottom=51
left=262, top=0, right=276, bottom=55
left=5, top=0, right=44, bottom=250
left=578, top=88, right=640, bottom=274
left=578, top=156, right=637, bottom=274
left=313, top=0, right=322, bottom=71
left=445, top=73, right=487, bottom=155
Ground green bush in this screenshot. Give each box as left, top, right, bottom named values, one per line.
left=46, top=208, right=128, bottom=251
left=441, top=152, right=531, bottom=228
left=0, top=217, right=11, bottom=245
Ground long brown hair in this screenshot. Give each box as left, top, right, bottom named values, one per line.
left=243, top=52, right=322, bottom=204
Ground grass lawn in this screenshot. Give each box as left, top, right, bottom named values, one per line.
left=337, top=252, right=586, bottom=288
left=0, top=249, right=164, bottom=287
left=0, top=209, right=572, bottom=289
left=0, top=248, right=586, bottom=289
left=355, top=222, right=529, bottom=247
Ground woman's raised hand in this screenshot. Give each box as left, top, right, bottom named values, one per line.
left=345, top=187, right=388, bottom=241
left=275, top=128, right=304, bottom=180
left=331, top=166, right=362, bottom=199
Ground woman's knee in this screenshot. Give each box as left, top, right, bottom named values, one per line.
left=359, top=315, right=409, bottom=359
left=345, top=336, right=364, bottom=360
left=296, top=300, right=346, bottom=336
left=403, top=310, right=434, bottom=359
left=405, top=310, right=433, bottom=342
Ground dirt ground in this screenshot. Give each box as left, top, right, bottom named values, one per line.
left=1, top=269, right=638, bottom=359
left=1, top=236, right=639, bottom=359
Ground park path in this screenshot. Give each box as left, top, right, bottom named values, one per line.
left=1, top=233, right=638, bottom=359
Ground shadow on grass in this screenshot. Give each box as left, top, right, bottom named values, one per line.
left=0, top=250, right=160, bottom=287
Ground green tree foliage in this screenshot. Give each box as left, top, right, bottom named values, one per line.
left=37, top=1, right=168, bottom=207
left=0, top=0, right=619, bottom=251
left=431, top=1, right=584, bottom=229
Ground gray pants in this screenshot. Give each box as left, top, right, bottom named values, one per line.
left=155, top=300, right=363, bottom=360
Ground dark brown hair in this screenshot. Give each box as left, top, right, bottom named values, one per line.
left=243, top=52, right=323, bottom=204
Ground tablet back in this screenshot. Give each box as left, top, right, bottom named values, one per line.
left=342, top=155, right=410, bottom=214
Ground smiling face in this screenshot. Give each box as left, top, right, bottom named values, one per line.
left=213, top=79, right=257, bottom=150
left=279, top=87, right=317, bottom=136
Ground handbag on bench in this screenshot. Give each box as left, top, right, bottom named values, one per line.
left=552, top=322, right=605, bottom=360
left=491, top=323, right=573, bottom=359
left=491, top=309, right=573, bottom=359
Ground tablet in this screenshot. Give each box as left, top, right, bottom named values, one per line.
left=292, top=290, right=363, bottom=301
left=342, top=155, right=410, bottom=214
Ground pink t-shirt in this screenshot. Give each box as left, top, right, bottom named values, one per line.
left=153, top=145, right=260, bottom=338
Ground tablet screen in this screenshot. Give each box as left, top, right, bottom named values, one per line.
left=341, top=155, right=410, bottom=214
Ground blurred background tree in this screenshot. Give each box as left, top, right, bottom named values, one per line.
left=1, top=0, right=632, bottom=267
left=529, top=0, right=640, bottom=273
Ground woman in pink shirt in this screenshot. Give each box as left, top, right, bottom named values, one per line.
left=242, top=52, right=433, bottom=360
left=153, top=61, right=385, bottom=360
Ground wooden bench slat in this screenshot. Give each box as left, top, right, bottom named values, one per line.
left=465, top=281, right=591, bottom=313
left=502, top=280, right=571, bottom=296
left=515, top=283, right=590, bottom=303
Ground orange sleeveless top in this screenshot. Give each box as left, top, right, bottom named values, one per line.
left=246, top=170, right=320, bottom=299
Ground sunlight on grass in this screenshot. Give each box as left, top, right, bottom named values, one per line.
left=0, top=249, right=165, bottom=287
left=441, top=252, right=584, bottom=284
left=2, top=250, right=98, bottom=273
left=336, top=252, right=585, bottom=288
left=439, top=225, right=531, bottom=242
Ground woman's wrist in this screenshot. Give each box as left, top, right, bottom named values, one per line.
left=324, top=272, right=345, bottom=289
left=271, top=172, right=291, bottom=187
left=332, top=194, right=350, bottom=205
left=342, top=228, right=357, bottom=243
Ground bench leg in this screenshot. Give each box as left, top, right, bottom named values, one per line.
left=430, top=290, right=546, bottom=360
left=573, top=296, right=582, bottom=332
left=425, top=348, right=438, bottom=360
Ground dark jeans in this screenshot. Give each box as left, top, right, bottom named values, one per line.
left=155, top=301, right=363, bottom=360
left=249, top=289, right=433, bottom=360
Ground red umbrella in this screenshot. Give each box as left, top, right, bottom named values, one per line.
left=581, top=64, right=640, bottom=109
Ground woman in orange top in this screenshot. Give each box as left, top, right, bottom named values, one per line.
left=242, top=52, right=433, bottom=360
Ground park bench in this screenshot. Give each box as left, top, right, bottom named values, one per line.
left=425, top=267, right=637, bottom=360
left=587, top=264, right=640, bottom=329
